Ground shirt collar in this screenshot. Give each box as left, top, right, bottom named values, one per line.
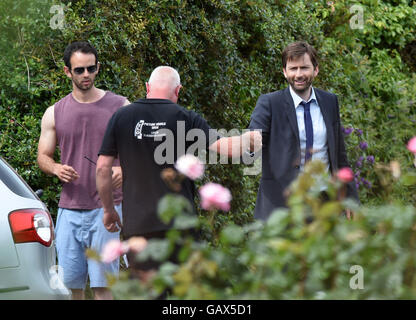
left=289, top=86, right=317, bottom=109
left=135, top=98, right=174, bottom=104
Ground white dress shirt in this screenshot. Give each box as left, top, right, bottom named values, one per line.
left=289, top=86, right=329, bottom=172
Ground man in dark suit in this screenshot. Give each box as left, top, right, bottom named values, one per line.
left=249, top=41, right=359, bottom=221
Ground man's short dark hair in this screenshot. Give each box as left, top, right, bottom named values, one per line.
left=63, top=41, right=98, bottom=69
left=282, top=41, right=319, bottom=69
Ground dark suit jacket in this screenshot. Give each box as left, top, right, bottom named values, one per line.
left=249, top=87, right=359, bottom=220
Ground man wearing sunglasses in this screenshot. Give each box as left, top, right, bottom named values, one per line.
left=37, top=41, right=129, bottom=300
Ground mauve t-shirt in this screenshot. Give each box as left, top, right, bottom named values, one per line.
left=54, top=91, right=126, bottom=209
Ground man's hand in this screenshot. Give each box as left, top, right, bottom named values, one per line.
left=103, top=208, right=122, bottom=233
left=96, top=155, right=118, bottom=232
left=241, top=130, right=262, bottom=154
left=345, top=209, right=354, bottom=220
left=209, top=129, right=263, bottom=158
left=250, top=130, right=262, bottom=153
left=54, top=164, right=79, bottom=183
left=111, top=166, right=122, bottom=189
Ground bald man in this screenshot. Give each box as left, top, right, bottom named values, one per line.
left=96, top=66, right=260, bottom=279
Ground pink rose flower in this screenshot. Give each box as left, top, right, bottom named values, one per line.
left=175, top=154, right=205, bottom=180
left=337, top=167, right=354, bottom=183
left=127, top=237, right=148, bottom=254
left=199, top=182, right=232, bottom=211
left=101, top=239, right=129, bottom=264
left=407, top=137, right=416, bottom=154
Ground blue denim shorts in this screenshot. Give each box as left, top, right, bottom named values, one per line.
left=55, top=204, right=122, bottom=289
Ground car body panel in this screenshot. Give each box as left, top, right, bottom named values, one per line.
left=0, top=243, right=71, bottom=299
left=0, top=158, right=71, bottom=300
left=0, top=179, right=48, bottom=269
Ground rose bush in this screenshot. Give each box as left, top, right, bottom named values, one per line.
left=105, top=158, right=416, bottom=300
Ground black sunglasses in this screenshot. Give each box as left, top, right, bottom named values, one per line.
left=72, top=65, right=97, bottom=75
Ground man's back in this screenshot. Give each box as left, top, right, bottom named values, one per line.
left=99, top=98, right=217, bottom=237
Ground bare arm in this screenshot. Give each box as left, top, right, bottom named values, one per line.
left=37, top=105, right=79, bottom=182
left=111, top=166, right=123, bottom=189
left=208, top=131, right=262, bottom=158
left=108, top=98, right=130, bottom=189
left=97, top=154, right=122, bottom=232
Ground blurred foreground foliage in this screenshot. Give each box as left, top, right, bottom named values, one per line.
left=110, top=160, right=416, bottom=299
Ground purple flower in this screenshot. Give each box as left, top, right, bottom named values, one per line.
left=356, top=161, right=362, bottom=168
left=342, top=127, right=354, bottom=135
left=359, top=141, right=368, bottom=150
left=366, top=155, right=375, bottom=164
left=362, top=179, right=372, bottom=189
left=355, top=129, right=363, bottom=136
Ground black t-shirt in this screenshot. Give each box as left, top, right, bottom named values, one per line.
left=99, top=98, right=219, bottom=238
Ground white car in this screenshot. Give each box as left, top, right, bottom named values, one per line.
left=0, top=157, right=71, bottom=299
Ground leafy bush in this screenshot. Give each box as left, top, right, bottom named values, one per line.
left=103, top=158, right=416, bottom=299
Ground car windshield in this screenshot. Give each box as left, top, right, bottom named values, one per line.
left=0, top=157, right=37, bottom=200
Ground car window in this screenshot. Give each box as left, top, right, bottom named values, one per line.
left=0, top=158, right=37, bottom=200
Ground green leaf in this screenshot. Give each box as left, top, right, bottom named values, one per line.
left=265, top=209, right=290, bottom=236
left=401, top=172, right=416, bottom=186
left=136, top=239, right=171, bottom=262
left=173, top=215, right=199, bottom=230
left=157, top=194, right=193, bottom=224
left=220, top=224, right=244, bottom=245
